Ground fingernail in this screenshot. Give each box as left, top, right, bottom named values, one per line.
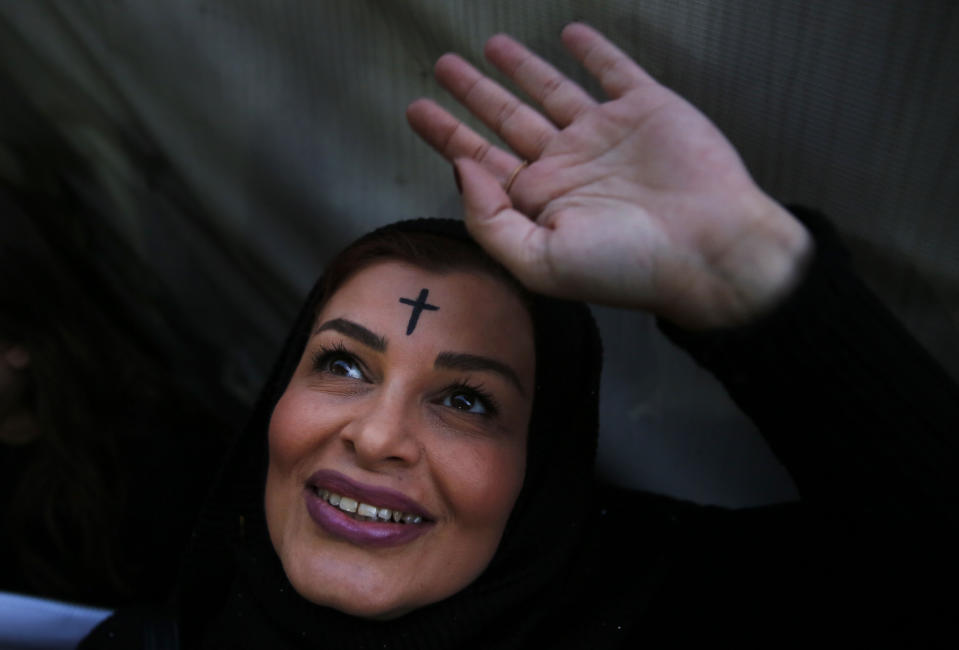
left=453, top=163, right=462, bottom=195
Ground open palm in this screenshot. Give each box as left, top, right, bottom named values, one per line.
left=407, top=23, right=810, bottom=329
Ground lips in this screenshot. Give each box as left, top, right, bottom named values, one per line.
left=304, top=469, right=436, bottom=548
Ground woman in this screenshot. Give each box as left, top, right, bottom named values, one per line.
left=84, top=24, right=957, bottom=647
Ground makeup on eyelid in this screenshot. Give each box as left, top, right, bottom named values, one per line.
left=311, top=340, right=501, bottom=417
left=310, top=317, right=526, bottom=399
left=312, top=344, right=368, bottom=379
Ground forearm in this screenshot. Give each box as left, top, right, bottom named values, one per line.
left=661, top=206, right=959, bottom=523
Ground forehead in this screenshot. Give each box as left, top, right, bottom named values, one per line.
left=317, top=261, right=534, bottom=367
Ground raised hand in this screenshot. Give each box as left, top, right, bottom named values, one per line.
left=406, top=23, right=811, bottom=329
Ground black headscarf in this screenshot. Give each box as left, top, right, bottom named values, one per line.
left=174, top=218, right=604, bottom=649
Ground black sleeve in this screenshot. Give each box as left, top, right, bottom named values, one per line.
left=658, top=206, right=959, bottom=529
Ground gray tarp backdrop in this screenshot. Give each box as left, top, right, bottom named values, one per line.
left=2, top=0, right=957, bottom=507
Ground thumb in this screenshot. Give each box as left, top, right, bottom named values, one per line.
left=455, top=157, right=549, bottom=291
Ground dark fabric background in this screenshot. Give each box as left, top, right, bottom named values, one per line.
left=1, top=0, right=956, bottom=506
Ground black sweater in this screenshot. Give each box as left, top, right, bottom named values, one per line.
left=558, top=209, right=959, bottom=646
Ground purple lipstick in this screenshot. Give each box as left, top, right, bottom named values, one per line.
left=304, top=469, right=435, bottom=548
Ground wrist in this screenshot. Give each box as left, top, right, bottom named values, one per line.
left=665, top=196, right=813, bottom=331
left=715, top=197, right=813, bottom=328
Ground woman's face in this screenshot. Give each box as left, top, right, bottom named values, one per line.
left=265, top=260, right=535, bottom=619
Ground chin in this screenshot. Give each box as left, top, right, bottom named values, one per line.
left=281, top=556, right=437, bottom=621
left=293, top=581, right=422, bottom=620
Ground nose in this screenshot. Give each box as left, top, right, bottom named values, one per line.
left=339, top=388, right=423, bottom=469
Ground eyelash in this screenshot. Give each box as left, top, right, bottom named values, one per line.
left=446, top=380, right=500, bottom=418
left=310, top=344, right=500, bottom=417
left=312, top=343, right=366, bottom=379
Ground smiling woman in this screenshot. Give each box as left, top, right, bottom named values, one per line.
left=81, top=24, right=958, bottom=649
left=147, top=218, right=604, bottom=648
left=266, top=259, right=534, bottom=619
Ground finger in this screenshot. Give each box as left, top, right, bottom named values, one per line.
left=434, top=53, right=557, bottom=161
left=407, top=98, right=521, bottom=180
left=456, top=157, right=552, bottom=293
left=483, top=33, right=597, bottom=127
left=561, top=22, right=656, bottom=98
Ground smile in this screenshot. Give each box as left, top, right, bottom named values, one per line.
left=313, top=487, right=425, bottom=524
left=303, top=469, right=436, bottom=548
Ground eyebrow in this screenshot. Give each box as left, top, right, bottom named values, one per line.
left=434, top=352, right=527, bottom=396
left=313, top=318, right=387, bottom=352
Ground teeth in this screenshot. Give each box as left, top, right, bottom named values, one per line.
left=314, top=487, right=425, bottom=524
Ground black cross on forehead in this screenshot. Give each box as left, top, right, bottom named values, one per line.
left=398, top=288, right=439, bottom=335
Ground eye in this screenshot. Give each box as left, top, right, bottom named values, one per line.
left=440, top=382, right=498, bottom=417
left=313, top=345, right=366, bottom=381
left=328, top=356, right=363, bottom=379
left=443, top=390, right=486, bottom=414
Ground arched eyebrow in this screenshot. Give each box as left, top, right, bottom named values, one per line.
left=313, top=318, right=387, bottom=352
left=434, top=352, right=527, bottom=396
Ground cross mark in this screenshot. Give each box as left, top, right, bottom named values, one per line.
left=398, top=288, right=439, bottom=335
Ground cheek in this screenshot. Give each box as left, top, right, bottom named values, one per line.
left=432, top=437, right=527, bottom=534
left=267, top=389, right=302, bottom=469
left=265, top=391, right=298, bottom=535
left=265, top=388, right=331, bottom=534
left=267, top=387, right=333, bottom=470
